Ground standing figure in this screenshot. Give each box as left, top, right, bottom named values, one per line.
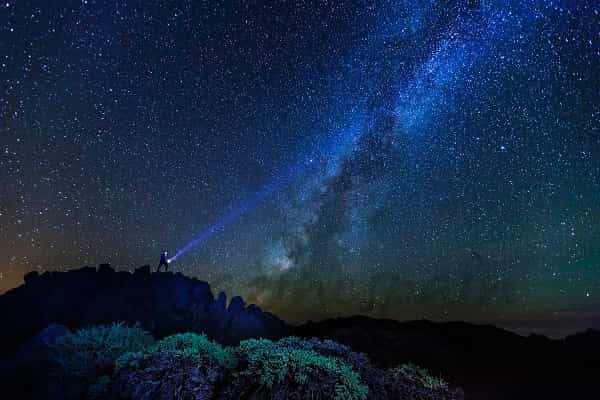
left=157, top=250, right=170, bottom=272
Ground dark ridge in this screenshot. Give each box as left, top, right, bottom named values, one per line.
left=0, top=264, right=290, bottom=358
left=295, top=315, right=600, bottom=400
left=1, top=268, right=598, bottom=399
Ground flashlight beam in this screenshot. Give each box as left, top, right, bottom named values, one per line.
left=169, top=118, right=364, bottom=263
left=169, top=163, right=301, bottom=262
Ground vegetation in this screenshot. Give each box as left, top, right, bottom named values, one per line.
left=149, top=332, right=236, bottom=367
left=115, top=332, right=236, bottom=372
left=236, top=338, right=368, bottom=400
left=114, top=351, right=144, bottom=372
left=49, top=322, right=154, bottom=379
left=114, top=351, right=227, bottom=399
left=49, top=323, right=459, bottom=399
left=389, top=363, right=449, bottom=390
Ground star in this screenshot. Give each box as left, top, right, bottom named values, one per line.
left=0, top=0, right=597, bottom=336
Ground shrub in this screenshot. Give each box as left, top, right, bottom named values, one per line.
left=59, top=327, right=457, bottom=400
left=113, top=351, right=227, bottom=400
left=267, top=336, right=388, bottom=399
left=114, top=351, right=144, bottom=372
left=235, top=338, right=368, bottom=400
left=148, top=332, right=236, bottom=367
left=389, top=363, right=449, bottom=390
left=114, top=332, right=236, bottom=376
left=49, top=322, right=154, bottom=379
left=276, top=336, right=372, bottom=371
left=106, top=332, right=238, bottom=399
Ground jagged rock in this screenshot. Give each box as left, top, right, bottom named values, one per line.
left=23, top=271, right=39, bottom=285
left=214, top=292, right=227, bottom=310
left=98, top=263, right=115, bottom=273
left=227, top=296, right=245, bottom=314
left=134, top=265, right=151, bottom=275
left=0, top=266, right=290, bottom=358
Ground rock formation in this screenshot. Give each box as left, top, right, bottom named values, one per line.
left=0, top=265, right=289, bottom=358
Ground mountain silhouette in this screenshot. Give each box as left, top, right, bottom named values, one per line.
left=0, top=264, right=289, bottom=359
left=0, top=266, right=597, bottom=399
left=295, top=315, right=599, bottom=399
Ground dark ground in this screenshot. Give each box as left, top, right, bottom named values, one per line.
left=296, top=316, right=600, bottom=400
left=0, top=266, right=598, bottom=399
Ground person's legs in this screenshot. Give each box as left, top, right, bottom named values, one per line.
left=157, top=261, right=168, bottom=272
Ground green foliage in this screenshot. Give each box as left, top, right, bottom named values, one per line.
left=275, top=336, right=306, bottom=349
left=237, top=338, right=368, bottom=400
left=149, top=332, right=237, bottom=368
left=390, top=363, right=449, bottom=390
left=114, top=351, right=144, bottom=372
left=116, top=332, right=236, bottom=373
left=49, top=322, right=154, bottom=379
left=45, top=322, right=458, bottom=400
left=87, top=375, right=112, bottom=400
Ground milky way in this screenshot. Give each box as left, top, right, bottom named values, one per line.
left=1, top=1, right=598, bottom=336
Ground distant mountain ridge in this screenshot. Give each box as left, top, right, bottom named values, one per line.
left=0, top=265, right=290, bottom=358
left=295, top=315, right=600, bottom=400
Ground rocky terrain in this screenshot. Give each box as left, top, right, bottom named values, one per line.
left=0, top=264, right=289, bottom=358
left=0, top=266, right=597, bottom=399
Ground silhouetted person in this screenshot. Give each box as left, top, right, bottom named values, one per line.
left=157, top=250, right=170, bottom=272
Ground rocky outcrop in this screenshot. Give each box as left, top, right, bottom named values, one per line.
left=0, top=265, right=290, bottom=358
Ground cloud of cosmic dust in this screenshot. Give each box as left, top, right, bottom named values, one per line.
left=235, top=0, right=581, bottom=323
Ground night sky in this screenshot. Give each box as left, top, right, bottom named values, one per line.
left=1, top=1, right=598, bottom=337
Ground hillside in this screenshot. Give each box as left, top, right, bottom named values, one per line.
left=296, top=315, right=600, bottom=399
left=0, top=265, right=289, bottom=358
left=0, top=266, right=597, bottom=399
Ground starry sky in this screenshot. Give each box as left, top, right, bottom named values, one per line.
left=1, top=0, right=598, bottom=337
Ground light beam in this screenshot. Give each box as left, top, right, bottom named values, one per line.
left=168, top=120, right=364, bottom=263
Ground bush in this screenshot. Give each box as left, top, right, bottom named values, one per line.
left=52, top=324, right=459, bottom=400
left=149, top=332, right=236, bottom=368
left=114, top=351, right=145, bottom=372
left=276, top=337, right=372, bottom=372
left=275, top=338, right=462, bottom=400
left=234, top=338, right=368, bottom=400
left=265, top=337, right=388, bottom=399
left=389, top=363, right=448, bottom=390
left=113, top=351, right=227, bottom=400
left=49, top=322, right=154, bottom=379
left=116, top=332, right=236, bottom=372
